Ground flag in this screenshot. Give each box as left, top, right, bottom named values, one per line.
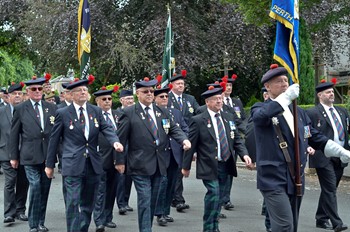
left=77, top=0, right=91, bottom=79
left=269, top=0, right=300, bottom=84
left=161, top=7, right=175, bottom=88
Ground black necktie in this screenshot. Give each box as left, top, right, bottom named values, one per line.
left=79, top=107, right=85, bottom=134
left=145, top=106, right=158, bottom=139
left=104, top=112, right=116, bottom=130
left=34, top=102, right=41, bottom=125
left=177, top=96, right=183, bottom=111
left=330, top=108, right=345, bottom=141
left=226, top=97, right=231, bottom=107
left=215, top=113, right=230, bottom=161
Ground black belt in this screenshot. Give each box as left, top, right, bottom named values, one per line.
left=273, top=123, right=295, bottom=181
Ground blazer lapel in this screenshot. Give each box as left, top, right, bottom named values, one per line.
left=42, top=102, right=49, bottom=130
left=318, top=104, right=332, bottom=128
left=25, top=101, right=41, bottom=128
left=68, top=104, right=86, bottom=139
left=5, top=105, right=12, bottom=124
left=136, top=103, right=156, bottom=139
left=203, top=111, right=216, bottom=141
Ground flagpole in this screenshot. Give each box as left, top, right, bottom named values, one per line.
left=293, top=99, right=302, bottom=196
left=167, top=4, right=171, bottom=81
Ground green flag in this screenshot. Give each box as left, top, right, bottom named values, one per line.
left=77, top=0, right=91, bottom=79
left=161, top=8, right=175, bottom=87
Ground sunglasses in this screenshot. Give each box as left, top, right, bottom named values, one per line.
left=102, top=97, right=112, bottom=101
left=140, top=89, right=154, bottom=94
left=159, top=95, right=168, bottom=99
left=29, top=87, right=43, bottom=92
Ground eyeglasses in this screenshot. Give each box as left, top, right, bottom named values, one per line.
left=102, top=97, right=112, bottom=101
left=140, top=89, right=154, bottom=94
left=10, top=92, right=23, bottom=96
left=29, top=87, right=43, bottom=92
left=159, top=95, right=168, bottom=99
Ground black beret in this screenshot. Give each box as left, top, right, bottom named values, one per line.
left=61, top=83, right=69, bottom=89
left=170, top=70, right=187, bottom=83
left=93, top=89, right=113, bottom=97
left=119, top=89, right=133, bottom=98
left=154, top=87, right=170, bottom=96
left=206, top=83, right=221, bottom=88
left=261, top=64, right=288, bottom=84
left=24, top=77, right=46, bottom=86
left=135, top=78, right=158, bottom=89
left=0, top=87, right=7, bottom=93
left=66, top=79, right=89, bottom=90
left=261, top=87, right=267, bottom=93
left=315, top=82, right=334, bottom=93
left=201, top=87, right=223, bottom=99
left=8, top=82, right=24, bottom=93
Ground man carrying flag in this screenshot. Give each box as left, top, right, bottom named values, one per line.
left=77, top=0, right=91, bottom=79
left=161, top=5, right=175, bottom=88
left=251, top=1, right=350, bottom=232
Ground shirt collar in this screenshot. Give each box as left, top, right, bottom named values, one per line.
left=30, top=99, right=41, bottom=107
left=73, top=102, right=87, bottom=112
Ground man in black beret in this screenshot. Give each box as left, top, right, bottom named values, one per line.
left=114, top=89, right=135, bottom=215
left=251, top=64, right=350, bottom=232
left=45, top=78, right=123, bottom=232
left=167, top=70, right=199, bottom=212
left=182, top=86, right=251, bottom=232
left=92, top=87, right=119, bottom=231
left=306, top=80, right=349, bottom=231
left=115, top=77, right=191, bottom=232
left=153, top=86, right=189, bottom=226
left=1, top=82, right=29, bottom=224
left=9, top=77, right=57, bottom=232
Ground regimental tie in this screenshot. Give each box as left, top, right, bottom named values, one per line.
left=79, top=107, right=86, bottom=134
left=104, top=112, right=116, bottom=130
left=34, top=102, right=41, bottom=124
left=145, top=106, right=158, bottom=139
left=226, top=97, right=231, bottom=107
left=330, top=108, right=345, bottom=141
left=177, top=96, right=183, bottom=111
left=215, top=113, right=230, bottom=161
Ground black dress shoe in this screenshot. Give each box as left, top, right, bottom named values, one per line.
left=176, top=203, right=190, bottom=212
left=4, top=216, right=15, bottom=223
left=95, top=225, right=105, bottom=232
left=156, top=216, right=168, bottom=226
left=334, top=223, right=348, bottom=232
left=119, top=207, right=127, bottom=215
left=266, top=228, right=272, bottom=232
left=104, top=221, right=117, bottom=228
left=125, top=205, right=133, bottom=211
left=218, top=213, right=227, bottom=219
left=316, top=221, right=332, bottom=230
left=223, top=202, right=234, bottom=210
left=16, top=214, right=28, bottom=221
left=38, top=224, right=49, bottom=232
left=164, top=215, right=174, bottom=222
left=30, top=229, right=38, bottom=232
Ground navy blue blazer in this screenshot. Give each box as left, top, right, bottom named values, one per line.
left=167, top=107, right=189, bottom=167
left=307, top=104, right=350, bottom=168
left=116, top=103, right=187, bottom=176
left=46, top=103, right=120, bottom=176
left=183, top=109, right=248, bottom=180
left=251, top=100, right=329, bottom=195
left=167, top=92, right=200, bottom=125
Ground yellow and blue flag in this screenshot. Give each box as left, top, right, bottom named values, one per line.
left=270, top=0, right=299, bottom=84
left=77, top=0, right=91, bottom=79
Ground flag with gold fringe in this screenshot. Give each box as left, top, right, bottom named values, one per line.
left=269, top=0, right=300, bottom=84
left=77, top=0, right=91, bottom=79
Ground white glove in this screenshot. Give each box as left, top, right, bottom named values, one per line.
left=275, top=84, right=300, bottom=107
left=324, top=140, right=350, bottom=163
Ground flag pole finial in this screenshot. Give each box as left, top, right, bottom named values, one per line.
left=166, top=3, right=170, bottom=14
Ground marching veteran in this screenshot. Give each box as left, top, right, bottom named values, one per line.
left=45, top=77, right=123, bottom=232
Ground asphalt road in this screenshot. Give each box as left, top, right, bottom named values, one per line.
left=1, top=164, right=350, bottom=232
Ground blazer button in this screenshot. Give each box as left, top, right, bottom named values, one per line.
left=86, top=143, right=89, bottom=147
left=215, top=156, right=218, bottom=160
left=42, top=138, right=45, bottom=141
